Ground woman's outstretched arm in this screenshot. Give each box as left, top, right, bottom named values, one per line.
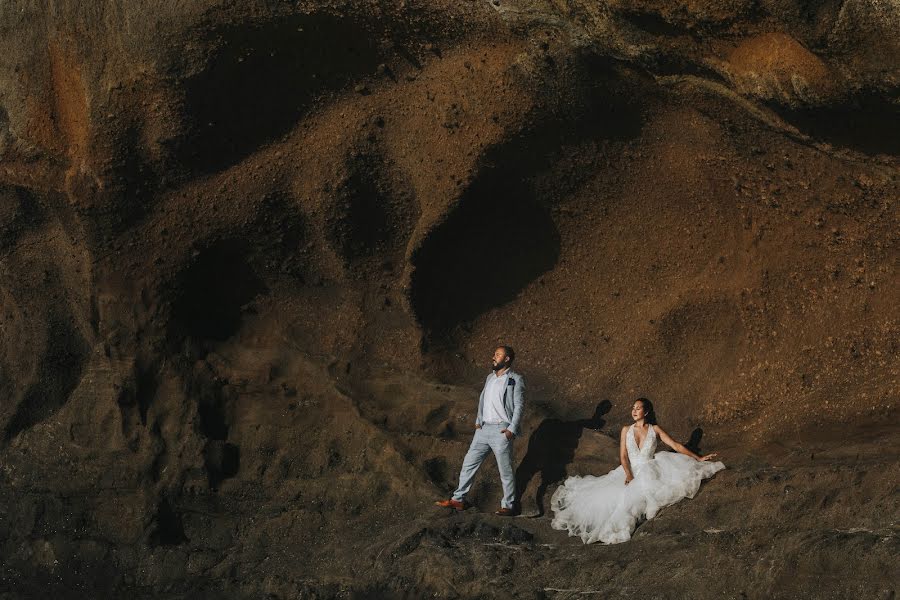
left=654, top=425, right=718, bottom=461
left=620, top=426, right=635, bottom=483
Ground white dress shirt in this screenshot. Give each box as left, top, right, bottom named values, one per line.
left=482, top=371, right=510, bottom=424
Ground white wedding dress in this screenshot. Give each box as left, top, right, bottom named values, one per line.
left=550, top=424, right=725, bottom=544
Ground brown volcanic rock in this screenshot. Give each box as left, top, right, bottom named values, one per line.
left=607, top=0, right=754, bottom=27
left=0, top=0, right=898, bottom=598
left=827, top=0, right=900, bottom=88
left=725, top=32, right=841, bottom=107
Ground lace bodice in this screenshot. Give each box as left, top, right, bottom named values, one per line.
left=626, top=424, right=657, bottom=465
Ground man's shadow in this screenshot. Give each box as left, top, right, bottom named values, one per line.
left=515, top=400, right=612, bottom=516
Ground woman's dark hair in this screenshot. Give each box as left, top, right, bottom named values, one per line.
left=635, top=397, right=657, bottom=425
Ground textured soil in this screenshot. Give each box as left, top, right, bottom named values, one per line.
left=0, top=1, right=898, bottom=598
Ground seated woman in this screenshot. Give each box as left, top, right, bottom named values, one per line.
left=550, top=397, right=725, bottom=544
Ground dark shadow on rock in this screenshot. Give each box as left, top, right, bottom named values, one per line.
left=115, top=358, right=160, bottom=439
left=326, top=152, right=419, bottom=265
left=515, top=400, right=612, bottom=515
left=619, top=9, right=698, bottom=38
left=0, top=185, right=45, bottom=257
left=205, top=440, right=240, bottom=490
left=409, top=56, right=645, bottom=339
left=4, top=316, right=90, bottom=442
left=409, top=177, right=561, bottom=336
left=685, top=427, right=704, bottom=455
left=196, top=376, right=230, bottom=442
left=190, top=365, right=240, bottom=489
left=148, top=497, right=188, bottom=546
left=180, top=13, right=382, bottom=173
left=774, top=93, right=900, bottom=157
left=423, top=456, right=448, bottom=487
left=168, top=238, right=268, bottom=347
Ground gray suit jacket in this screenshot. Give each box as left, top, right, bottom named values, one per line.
left=475, top=369, right=525, bottom=437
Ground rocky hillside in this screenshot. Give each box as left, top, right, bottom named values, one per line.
left=0, top=1, right=897, bottom=598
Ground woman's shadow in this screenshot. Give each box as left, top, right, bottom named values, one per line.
left=684, top=426, right=704, bottom=455
left=515, top=400, right=612, bottom=517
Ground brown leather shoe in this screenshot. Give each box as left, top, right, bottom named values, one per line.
left=434, top=498, right=466, bottom=511
left=494, top=507, right=519, bottom=516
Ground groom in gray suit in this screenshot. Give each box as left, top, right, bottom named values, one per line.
left=435, top=345, right=525, bottom=516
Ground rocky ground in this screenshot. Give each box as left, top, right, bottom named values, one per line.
left=0, top=0, right=897, bottom=598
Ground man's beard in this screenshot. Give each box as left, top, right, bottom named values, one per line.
left=492, top=360, right=508, bottom=372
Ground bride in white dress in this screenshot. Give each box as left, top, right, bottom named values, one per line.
left=550, top=398, right=725, bottom=544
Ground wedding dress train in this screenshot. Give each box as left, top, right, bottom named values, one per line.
left=550, top=423, right=725, bottom=544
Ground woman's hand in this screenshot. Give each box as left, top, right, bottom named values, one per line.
left=699, top=453, right=718, bottom=461
left=624, top=473, right=634, bottom=485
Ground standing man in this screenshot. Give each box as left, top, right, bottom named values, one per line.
left=436, top=345, right=525, bottom=516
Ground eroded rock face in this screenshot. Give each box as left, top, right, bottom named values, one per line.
left=0, top=1, right=897, bottom=598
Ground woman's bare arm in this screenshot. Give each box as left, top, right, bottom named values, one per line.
left=654, top=425, right=718, bottom=461
left=620, top=426, right=635, bottom=483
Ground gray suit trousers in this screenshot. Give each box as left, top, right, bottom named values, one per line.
left=452, top=424, right=516, bottom=508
